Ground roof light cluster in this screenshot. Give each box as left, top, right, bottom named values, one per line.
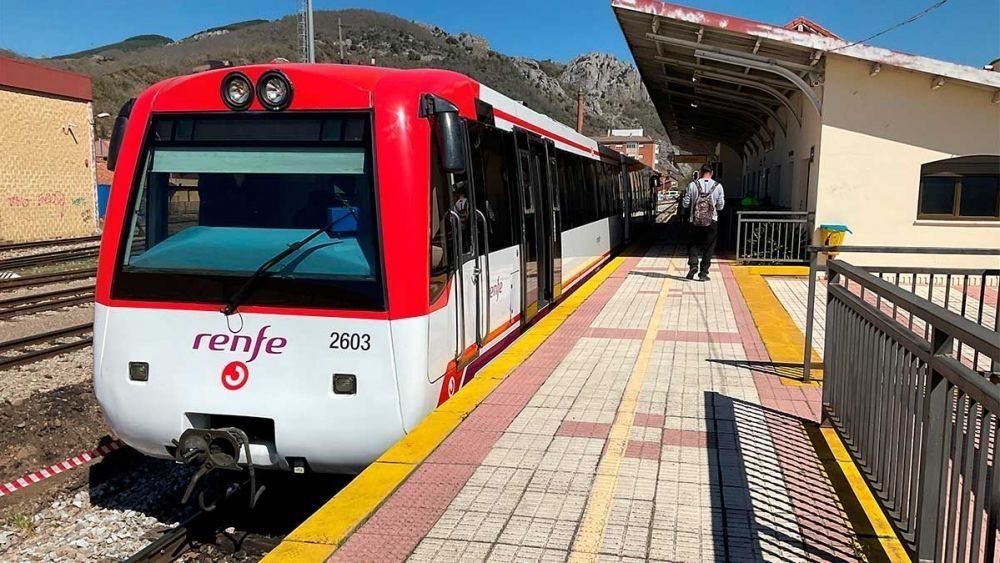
left=221, top=70, right=293, bottom=111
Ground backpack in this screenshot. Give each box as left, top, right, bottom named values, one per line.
left=691, top=180, right=719, bottom=227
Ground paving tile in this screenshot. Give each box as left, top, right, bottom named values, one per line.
left=486, top=544, right=568, bottom=563
left=408, top=538, right=493, bottom=562
left=497, top=516, right=578, bottom=551
left=426, top=509, right=509, bottom=543
left=336, top=247, right=862, bottom=563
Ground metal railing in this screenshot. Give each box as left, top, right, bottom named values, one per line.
left=803, top=246, right=1000, bottom=383
left=735, top=210, right=810, bottom=263
left=822, top=257, right=999, bottom=561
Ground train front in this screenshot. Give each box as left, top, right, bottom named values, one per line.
left=93, top=66, right=413, bottom=474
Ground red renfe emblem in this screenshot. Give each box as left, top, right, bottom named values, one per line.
left=221, top=361, right=250, bottom=391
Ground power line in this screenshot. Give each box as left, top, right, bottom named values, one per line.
left=829, top=0, right=949, bottom=52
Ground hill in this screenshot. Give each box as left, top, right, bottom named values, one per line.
left=25, top=9, right=670, bottom=160
left=52, top=34, right=173, bottom=60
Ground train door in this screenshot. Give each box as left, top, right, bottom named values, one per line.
left=514, top=130, right=554, bottom=322
left=543, top=140, right=562, bottom=300
left=623, top=164, right=632, bottom=241
left=447, top=124, right=482, bottom=362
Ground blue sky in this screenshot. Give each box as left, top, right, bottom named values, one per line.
left=1, top=0, right=997, bottom=67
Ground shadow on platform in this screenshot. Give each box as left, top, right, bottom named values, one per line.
left=706, top=391, right=861, bottom=562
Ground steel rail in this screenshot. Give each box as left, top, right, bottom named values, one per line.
left=0, top=323, right=94, bottom=370
left=0, top=247, right=100, bottom=270
left=125, top=483, right=245, bottom=563
left=0, top=286, right=95, bottom=319
left=0, top=268, right=97, bottom=290
left=0, top=235, right=100, bottom=253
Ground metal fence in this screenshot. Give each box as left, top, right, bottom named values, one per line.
left=735, top=210, right=809, bottom=263
left=817, top=251, right=999, bottom=561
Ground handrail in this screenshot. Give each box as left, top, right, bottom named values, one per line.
left=810, top=245, right=1000, bottom=256
left=737, top=210, right=810, bottom=216
left=821, top=254, right=999, bottom=560
left=801, top=244, right=1000, bottom=383
left=828, top=259, right=1000, bottom=361
left=735, top=209, right=810, bottom=264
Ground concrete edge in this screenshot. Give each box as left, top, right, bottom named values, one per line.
left=261, top=251, right=631, bottom=562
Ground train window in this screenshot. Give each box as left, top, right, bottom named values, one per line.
left=583, top=161, right=597, bottom=224
left=563, top=154, right=583, bottom=229
left=518, top=151, right=535, bottom=214
left=429, top=134, right=453, bottom=304
left=468, top=123, right=516, bottom=251
left=114, top=113, right=385, bottom=311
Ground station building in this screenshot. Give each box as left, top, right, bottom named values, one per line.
left=612, top=1, right=1000, bottom=266
left=0, top=57, right=98, bottom=243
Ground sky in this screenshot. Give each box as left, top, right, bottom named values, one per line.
left=0, top=0, right=997, bottom=68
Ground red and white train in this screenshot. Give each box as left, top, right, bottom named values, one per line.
left=96, top=63, right=657, bottom=474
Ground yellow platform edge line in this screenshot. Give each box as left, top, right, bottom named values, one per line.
left=262, top=250, right=632, bottom=563
left=809, top=427, right=911, bottom=563
left=746, top=265, right=810, bottom=277
left=731, top=266, right=823, bottom=385
left=734, top=267, right=908, bottom=563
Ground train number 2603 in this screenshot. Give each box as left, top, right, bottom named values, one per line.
left=329, top=332, right=371, bottom=351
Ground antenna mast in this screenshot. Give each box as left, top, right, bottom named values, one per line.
left=298, top=0, right=315, bottom=63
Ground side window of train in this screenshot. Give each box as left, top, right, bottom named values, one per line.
left=429, top=135, right=454, bottom=304
left=468, top=123, right=516, bottom=251
left=518, top=151, right=535, bottom=214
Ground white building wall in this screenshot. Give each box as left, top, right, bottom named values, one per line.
left=814, top=54, right=1000, bottom=267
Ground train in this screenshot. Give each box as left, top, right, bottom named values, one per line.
left=95, top=63, right=658, bottom=478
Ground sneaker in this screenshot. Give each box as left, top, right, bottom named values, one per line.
left=699, top=273, right=711, bottom=282
left=686, top=268, right=697, bottom=280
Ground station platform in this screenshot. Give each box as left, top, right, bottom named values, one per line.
left=266, top=235, right=900, bottom=563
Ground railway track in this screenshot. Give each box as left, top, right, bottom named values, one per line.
left=0, top=235, right=101, bottom=253
left=125, top=485, right=245, bottom=563
left=0, top=268, right=97, bottom=290
left=0, top=285, right=95, bottom=319
left=0, top=247, right=100, bottom=270
left=0, top=323, right=94, bottom=370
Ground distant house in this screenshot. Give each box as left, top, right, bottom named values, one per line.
left=0, top=57, right=98, bottom=243
left=592, top=128, right=660, bottom=170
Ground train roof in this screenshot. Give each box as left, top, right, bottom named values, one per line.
left=138, top=63, right=648, bottom=167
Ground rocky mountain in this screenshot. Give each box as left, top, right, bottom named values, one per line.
left=11, top=9, right=669, bottom=157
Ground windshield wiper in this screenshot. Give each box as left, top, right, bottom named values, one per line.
left=221, top=209, right=357, bottom=316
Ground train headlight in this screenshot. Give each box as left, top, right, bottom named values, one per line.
left=128, top=361, right=149, bottom=382
left=332, top=374, right=356, bottom=395
left=221, top=72, right=253, bottom=110
left=256, top=71, right=292, bottom=111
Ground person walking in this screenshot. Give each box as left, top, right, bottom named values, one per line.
left=683, top=164, right=725, bottom=281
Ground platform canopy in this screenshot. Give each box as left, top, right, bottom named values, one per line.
left=611, top=0, right=1000, bottom=156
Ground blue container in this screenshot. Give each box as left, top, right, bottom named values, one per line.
left=97, top=184, right=111, bottom=219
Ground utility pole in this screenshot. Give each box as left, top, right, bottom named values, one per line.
left=298, top=0, right=315, bottom=63
left=338, top=18, right=345, bottom=63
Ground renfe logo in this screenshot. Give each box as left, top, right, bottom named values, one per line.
left=192, top=325, right=287, bottom=363
left=221, top=361, right=249, bottom=390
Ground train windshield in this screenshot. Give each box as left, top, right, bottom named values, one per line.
left=113, top=114, right=385, bottom=311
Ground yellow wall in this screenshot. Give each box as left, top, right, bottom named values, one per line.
left=815, top=55, right=1000, bottom=267
left=0, top=87, right=97, bottom=243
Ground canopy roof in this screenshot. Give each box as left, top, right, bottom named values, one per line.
left=611, top=0, right=1000, bottom=155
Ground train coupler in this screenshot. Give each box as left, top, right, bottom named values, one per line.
left=172, top=427, right=265, bottom=511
